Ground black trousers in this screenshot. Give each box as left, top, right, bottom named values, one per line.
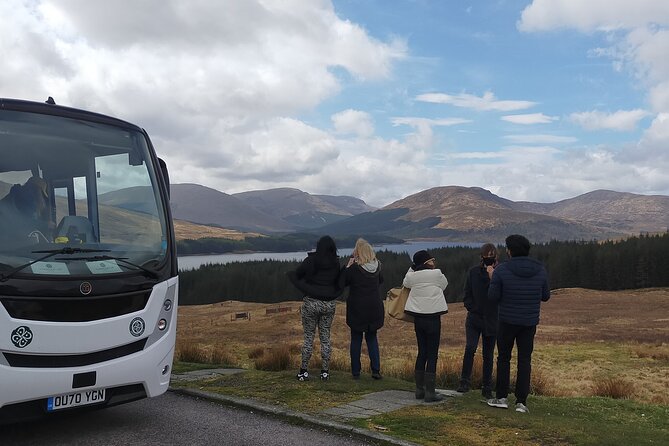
left=495, top=321, right=536, bottom=404
left=460, top=313, right=496, bottom=391
left=414, top=315, right=441, bottom=373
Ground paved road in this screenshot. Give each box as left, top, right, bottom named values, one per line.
left=0, top=392, right=377, bottom=446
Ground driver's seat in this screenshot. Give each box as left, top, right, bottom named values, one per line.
left=55, top=216, right=96, bottom=243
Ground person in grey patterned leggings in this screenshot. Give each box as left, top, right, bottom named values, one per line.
left=288, top=235, right=343, bottom=381
left=300, top=297, right=337, bottom=374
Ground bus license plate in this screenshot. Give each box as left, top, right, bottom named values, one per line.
left=47, top=389, right=106, bottom=411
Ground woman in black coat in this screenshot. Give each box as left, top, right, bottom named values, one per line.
left=340, top=238, right=384, bottom=379
left=287, top=235, right=343, bottom=381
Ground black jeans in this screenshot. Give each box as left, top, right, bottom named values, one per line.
left=495, top=321, right=537, bottom=404
left=459, top=313, right=496, bottom=391
left=414, top=315, right=441, bottom=373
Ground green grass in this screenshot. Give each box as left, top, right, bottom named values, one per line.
left=172, top=366, right=669, bottom=446
left=172, top=367, right=413, bottom=412
left=355, top=392, right=669, bottom=446
left=171, top=361, right=230, bottom=374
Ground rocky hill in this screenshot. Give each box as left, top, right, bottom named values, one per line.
left=233, top=188, right=375, bottom=229
left=318, top=186, right=668, bottom=242
left=513, top=190, right=669, bottom=234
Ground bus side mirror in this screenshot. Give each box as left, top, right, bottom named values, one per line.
left=158, top=158, right=170, bottom=198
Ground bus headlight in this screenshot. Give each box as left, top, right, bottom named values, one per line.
left=158, top=319, right=167, bottom=331
left=163, top=299, right=172, bottom=311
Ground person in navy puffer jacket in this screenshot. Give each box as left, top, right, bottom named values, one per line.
left=486, top=234, right=550, bottom=414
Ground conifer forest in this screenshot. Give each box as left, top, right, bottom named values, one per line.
left=178, top=233, right=669, bottom=305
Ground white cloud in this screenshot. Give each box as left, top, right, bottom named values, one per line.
left=569, top=109, right=650, bottom=131
left=633, top=113, right=669, bottom=163
left=448, top=152, right=505, bottom=160
left=438, top=142, right=665, bottom=203
left=499, top=146, right=563, bottom=159
left=332, top=109, right=374, bottom=137
left=519, top=1, right=669, bottom=116
left=501, top=113, right=558, bottom=124
left=224, top=118, right=340, bottom=180
left=503, top=134, right=577, bottom=144
left=0, top=0, right=407, bottom=119
left=518, top=0, right=669, bottom=32
left=391, top=117, right=472, bottom=127
left=415, top=91, right=537, bottom=112
left=0, top=0, right=412, bottom=207
left=388, top=117, right=472, bottom=151
left=649, top=81, right=669, bottom=112
left=642, top=113, right=669, bottom=143
left=505, top=1, right=669, bottom=201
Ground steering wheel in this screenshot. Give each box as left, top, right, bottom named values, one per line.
left=28, top=230, right=50, bottom=244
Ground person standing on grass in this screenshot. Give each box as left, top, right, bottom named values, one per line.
left=287, top=235, right=344, bottom=382
left=456, top=243, right=499, bottom=399
left=487, top=234, right=550, bottom=414
left=340, top=238, right=385, bottom=380
left=403, top=250, right=449, bottom=403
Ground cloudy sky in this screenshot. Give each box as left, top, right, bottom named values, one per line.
left=2, top=0, right=669, bottom=207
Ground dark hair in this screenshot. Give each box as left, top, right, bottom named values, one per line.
left=315, top=235, right=337, bottom=256
left=313, top=235, right=339, bottom=268
left=480, top=243, right=497, bottom=257
left=505, top=234, right=530, bottom=257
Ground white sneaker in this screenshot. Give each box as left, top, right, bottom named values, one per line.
left=487, top=397, right=508, bottom=409
left=515, top=402, right=529, bottom=413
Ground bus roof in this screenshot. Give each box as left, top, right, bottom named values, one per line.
left=0, top=97, right=143, bottom=133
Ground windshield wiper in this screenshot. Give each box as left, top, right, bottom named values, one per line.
left=63, top=255, right=159, bottom=279
left=0, top=247, right=110, bottom=282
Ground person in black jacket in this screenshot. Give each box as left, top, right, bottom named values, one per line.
left=288, top=235, right=343, bottom=381
left=456, top=243, right=498, bottom=399
left=340, top=238, right=384, bottom=380
left=487, top=234, right=550, bottom=414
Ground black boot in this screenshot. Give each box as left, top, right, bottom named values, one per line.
left=424, top=372, right=444, bottom=403
left=414, top=370, right=425, bottom=399
left=456, top=378, right=470, bottom=393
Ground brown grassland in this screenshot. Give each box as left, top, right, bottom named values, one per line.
left=173, top=219, right=263, bottom=241
left=176, top=287, right=669, bottom=405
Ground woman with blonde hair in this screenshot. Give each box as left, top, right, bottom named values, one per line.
left=340, top=238, right=384, bottom=379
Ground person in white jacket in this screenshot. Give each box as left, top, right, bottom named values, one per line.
left=403, top=250, right=448, bottom=402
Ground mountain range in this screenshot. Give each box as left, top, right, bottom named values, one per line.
left=167, top=184, right=669, bottom=242
left=4, top=178, right=665, bottom=243
left=232, top=187, right=374, bottom=229
left=168, top=184, right=375, bottom=233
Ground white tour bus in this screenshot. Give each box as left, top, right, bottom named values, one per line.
left=0, top=98, right=178, bottom=423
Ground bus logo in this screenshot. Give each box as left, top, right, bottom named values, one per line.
left=129, top=317, right=145, bottom=337
left=80, top=282, right=92, bottom=295
left=11, top=326, right=33, bottom=348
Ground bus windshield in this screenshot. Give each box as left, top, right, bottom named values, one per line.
left=0, top=108, right=168, bottom=278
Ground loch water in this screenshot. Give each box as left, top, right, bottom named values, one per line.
left=178, top=240, right=479, bottom=271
